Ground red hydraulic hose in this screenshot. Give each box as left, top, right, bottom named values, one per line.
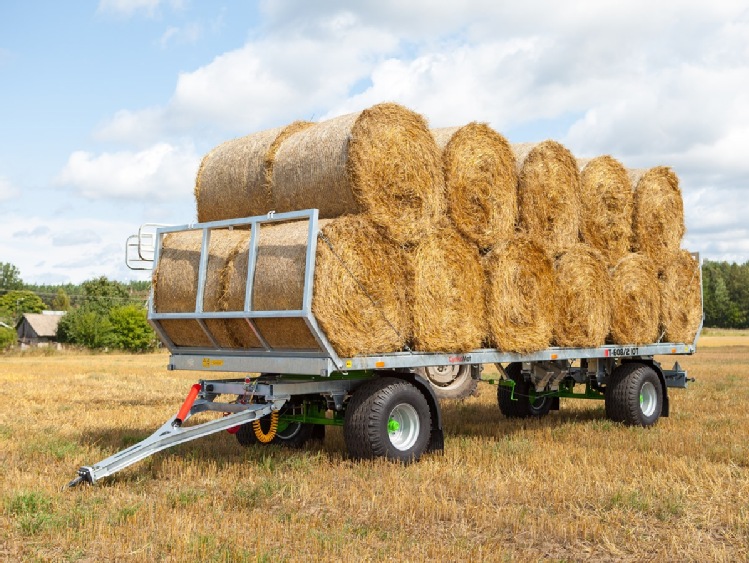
left=173, top=383, right=202, bottom=427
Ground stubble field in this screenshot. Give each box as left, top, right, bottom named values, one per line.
left=1, top=337, right=748, bottom=561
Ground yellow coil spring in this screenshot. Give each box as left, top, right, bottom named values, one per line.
left=252, top=411, right=278, bottom=443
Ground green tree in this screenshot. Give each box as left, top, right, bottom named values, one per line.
left=80, top=276, right=130, bottom=315
left=0, top=263, right=23, bottom=290
left=57, top=308, right=115, bottom=349
left=108, top=305, right=157, bottom=352
left=0, top=290, right=46, bottom=323
left=51, top=288, right=71, bottom=312
left=0, top=326, right=15, bottom=350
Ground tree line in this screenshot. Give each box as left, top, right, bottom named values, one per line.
left=702, top=260, right=749, bottom=328
left=0, top=262, right=156, bottom=351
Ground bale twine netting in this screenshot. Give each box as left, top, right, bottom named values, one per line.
left=513, top=140, right=581, bottom=252
left=608, top=253, right=660, bottom=345
left=153, top=216, right=412, bottom=358
left=578, top=155, right=633, bottom=266
left=432, top=123, right=517, bottom=250
left=659, top=249, right=702, bottom=343
left=196, top=102, right=445, bottom=245
left=629, top=166, right=685, bottom=264
left=195, top=120, right=313, bottom=223
left=484, top=236, right=555, bottom=353
left=408, top=225, right=486, bottom=352
left=553, top=244, right=613, bottom=348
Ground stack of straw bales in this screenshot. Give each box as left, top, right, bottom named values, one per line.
left=195, top=103, right=444, bottom=245
left=153, top=216, right=411, bottom=357
left=153, top=100, right=702, bottom=358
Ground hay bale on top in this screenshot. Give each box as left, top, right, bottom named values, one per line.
left=659, top=249, right=702, bottom=343
left=222, top=215, right=411, bottom=357
left=409, top=225, right=486, bottom=352
left=195, top=121, right=313, bottom=223
left=513, top=141, right=581, bottom=252
left=485, top=236, right=554, bottom=353
left=272, top=103, right=445, bottom=245
left=630, top=166, right=685, bottom=263
left=553, top=244, right=612, bottom=347
left=609, top=253, right=660, bottom=345
left=152, top=229, right=259, bottom=348
left=433, top=123, right=517, bottom=250
left=578, top=155, right=633, bottom=266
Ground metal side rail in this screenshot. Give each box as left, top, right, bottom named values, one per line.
left=66, top=397, right=285, bottom=488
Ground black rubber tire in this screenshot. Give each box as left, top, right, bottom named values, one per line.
left=497, top=363, right=553, bottom=418
left=344, top=377, right=432, bottom=463
left=605, top=363, right=663, bottom=426
left=236, top=416, right=316, bottom=449
left=415, top=365, right=478, bottom=400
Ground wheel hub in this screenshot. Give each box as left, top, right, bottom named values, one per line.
left=424, top=365, right=460, bottom=386
left=387, top=403, right=420, bottom=451
left=640, top=381, right=658, bottom=418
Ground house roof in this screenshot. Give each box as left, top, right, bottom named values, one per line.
left=17, top=313, right=65, bottom=338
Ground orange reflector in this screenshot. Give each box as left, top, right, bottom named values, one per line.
left=671, top=348, right=677, bottom=353
left=375, top=361, right=385, bottom=368
left=551, top=354, right=558, bottom=360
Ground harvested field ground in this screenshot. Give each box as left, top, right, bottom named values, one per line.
left=1, top=342, right=748, bottom=561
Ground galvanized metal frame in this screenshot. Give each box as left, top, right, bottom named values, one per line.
left=146, top=210, right=344, bottom=369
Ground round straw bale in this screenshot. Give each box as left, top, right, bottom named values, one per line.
left=484, top=236, right=555, bottom=353
left=513, top=141, right=581, bottom=252
left=195, top=121, right=313, bottom=223
left=408, top=225, right=486, bottom=352
left=578, top=155, right=633, bottom=266
left=223, top=216, right=411, bottom=356
left=659, top=249, right=702, bottom=343
left=314, top=216, right=411, bottom=356
left=433, top=123, right=517, bottom=250
left=223, top=219, right=332, bottom=351
left=553, top=244, right=612, bottom=347
left=152, top=229, right=260, bottom=348
left=630, top=167, right=685, bottom=263
left=272, top=102, right=445, bottom=244
left=609, top=253, right=660, bottom=345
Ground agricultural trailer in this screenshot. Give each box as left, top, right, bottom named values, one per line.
left=67, top=210, right=701, bottom=487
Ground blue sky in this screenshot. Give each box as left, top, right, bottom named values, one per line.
left=1, top=1, right=748, bottom=284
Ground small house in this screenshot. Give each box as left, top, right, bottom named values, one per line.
left=16, top=311, right=66, bottom=347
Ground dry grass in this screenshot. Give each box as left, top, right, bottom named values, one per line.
left=1, top=347, right=748, bottom=561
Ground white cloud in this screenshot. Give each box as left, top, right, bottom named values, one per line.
left=0, top=214, right=152, bottom=284
left=95, top=16, right=398, bottom=142
left=0, top=176, right=19, bottom=201
left=56, top=142, right=200, bottom=201
left=158, top=22, right=202, bottom=48
left=97, top=0, right=183, bottom=18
